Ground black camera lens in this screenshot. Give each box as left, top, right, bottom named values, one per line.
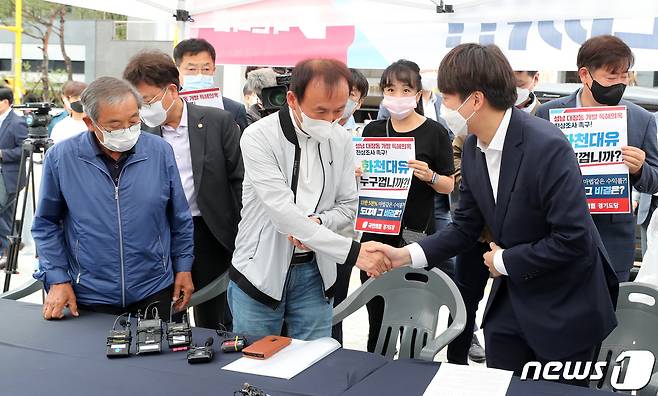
left=271, top=90, right=287, bottom=108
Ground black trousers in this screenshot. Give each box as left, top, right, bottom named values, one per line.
left=331, top=261, right=354, bottom=344
left=78, top=284, right=174, bottom=320
left=191, top=216, right=232, bottom=330
left=484, top=282, right=595, bottom=387
left=447, top=241, right=490, bottom=364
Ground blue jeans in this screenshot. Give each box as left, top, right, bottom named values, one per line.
left=228, top=260, right=333, bottom=341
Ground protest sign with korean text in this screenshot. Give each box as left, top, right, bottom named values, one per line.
left=179, top=87, right=225, bottom=109
left=550, top=106, right=630, bottom=214
left=354, top=137, right=415, bottom=235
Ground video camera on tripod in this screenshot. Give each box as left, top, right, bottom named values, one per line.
left=2, top=102, right=55, bottom=293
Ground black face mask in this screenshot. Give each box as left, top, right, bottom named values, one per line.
left=70, top=100, right=84, bottom=113
left=588, top=71, right=626, bottom=106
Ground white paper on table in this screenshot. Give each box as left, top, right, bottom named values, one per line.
left=221, top=337, right=340, bottom=380
left=423, top=363, right=513, bottom=396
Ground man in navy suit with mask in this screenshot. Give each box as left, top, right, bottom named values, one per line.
left=372, top=43, right=618, bottom=386
left=537, top=35, right=658, bottom=282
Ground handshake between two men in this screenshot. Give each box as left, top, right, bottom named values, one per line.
left=286, top=215, right=505, bottom=279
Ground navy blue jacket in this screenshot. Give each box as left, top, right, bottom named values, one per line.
left=223, top=96, right=248, bottom=132
left=0, top=110, right=28, bottom=193
left=537, top=91, right=658, bottom=277
left=418, top=108, right=618, bottom=360
left=32, top=132, right=194, bottom=307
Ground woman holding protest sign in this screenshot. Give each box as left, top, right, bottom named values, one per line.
left=358, top=59, right=455, bottom=353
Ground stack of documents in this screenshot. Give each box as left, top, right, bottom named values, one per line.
left=222, top=337, right=340, bottom=380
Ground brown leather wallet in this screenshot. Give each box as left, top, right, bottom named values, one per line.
left=242, top=335, right=292, bottom=360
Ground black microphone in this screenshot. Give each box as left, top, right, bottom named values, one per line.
left=119, top=319, right=127, bottom=327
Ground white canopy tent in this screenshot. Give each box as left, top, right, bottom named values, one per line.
left=41, top=0, right=658, bottom=70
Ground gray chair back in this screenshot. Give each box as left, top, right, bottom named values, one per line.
left=332, top=267, right=466, bottom=361
left=591, top=282, right=658, bottom=395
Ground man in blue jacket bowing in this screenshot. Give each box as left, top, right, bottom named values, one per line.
left=32, top=77, right=195, bottom=320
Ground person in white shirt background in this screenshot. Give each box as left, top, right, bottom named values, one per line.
left=513, top=71, right=540, bottom=115
left=50, top=81, right=88, bottom=144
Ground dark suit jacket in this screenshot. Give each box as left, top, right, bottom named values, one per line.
left=144, top=102, right=244, bottom=251
left=536, top=91, right=658, bottom=274
left=222, top=96, right=248, bottom=133
left=418, top=108, right=618, bottom=360
left=0, top=110, right=28, bottom=194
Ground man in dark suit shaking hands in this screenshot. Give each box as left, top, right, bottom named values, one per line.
left=124, top=51, right=243, bottom=329
left=371, top=44, right=618, bottom=386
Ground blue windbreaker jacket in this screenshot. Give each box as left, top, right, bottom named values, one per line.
left=32, top=131, right=194, bottom=307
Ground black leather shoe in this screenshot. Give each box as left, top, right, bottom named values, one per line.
left=468, top=335, right=486, bottom=363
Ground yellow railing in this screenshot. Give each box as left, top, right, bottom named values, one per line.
left=0, top=0, right=23, bottom=104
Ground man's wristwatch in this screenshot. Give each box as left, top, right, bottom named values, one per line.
left=427, top=171, right=437, bottom=185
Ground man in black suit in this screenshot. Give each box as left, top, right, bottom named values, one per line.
left=537, top=35, right=658, bottom=282
left=372, top=44, right=618, bottom=385
left=124, top=51, right=243, bottom=329
left=173, top=38, right=247, bottom=132
left=0, top=86, right=27, bottom=267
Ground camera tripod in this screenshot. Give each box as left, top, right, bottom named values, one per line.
left=2, top=136, right=53, bottom=293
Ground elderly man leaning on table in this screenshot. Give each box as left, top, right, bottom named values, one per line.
left=31, top=76, right=195, bottom=321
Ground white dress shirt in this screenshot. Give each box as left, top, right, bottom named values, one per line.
left=0, top=107, right=11, bottom=130
left=410, top=108, right=513, bottom=275
left=162, top=100, right=201, bottom=216
left=51, top=116, right=88, bottom=144
left=423, top=92, right=438, bottom=122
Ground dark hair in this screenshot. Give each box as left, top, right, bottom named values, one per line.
left=349, top=68, right=369, bottom=98
left=173, top=38, right=216, bottom=66
left=61, top=80, right=88, bottom=98
left=577, top=35, right=634, bottom=74
left=123, top=50, right=181, bottom=90
left=0, top=86, right=13, bottom=105
left=290, top=59, right=352, bottom=103
left=438, top=44, right=517, bottom=111
left=380, top=59, right=424, bottom=116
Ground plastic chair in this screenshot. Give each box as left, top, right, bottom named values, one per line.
left=0, top=279, right=42, bottom=300
left=188, top=272, right=229, bottom=308
left=332, top=266, right=466, bottom=361
left=591, top=282, right=658, bottom=395
left=0, top=272, right=228, bottom=309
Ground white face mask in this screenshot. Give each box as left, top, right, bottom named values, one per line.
left=440, top=93, right=476, bottom=137
left=93, top=121, right=141, bottom=152
left=293, top=107, right=338, bottom=143
left=140, top=88, right=175, bottom=127
left=382, top=95, right=418, bottom=120
left=182, top=74, right=214, bottom=91
left=341, top=98, right=358, bottom=121
left=515, top=87, right=531, bottom=107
